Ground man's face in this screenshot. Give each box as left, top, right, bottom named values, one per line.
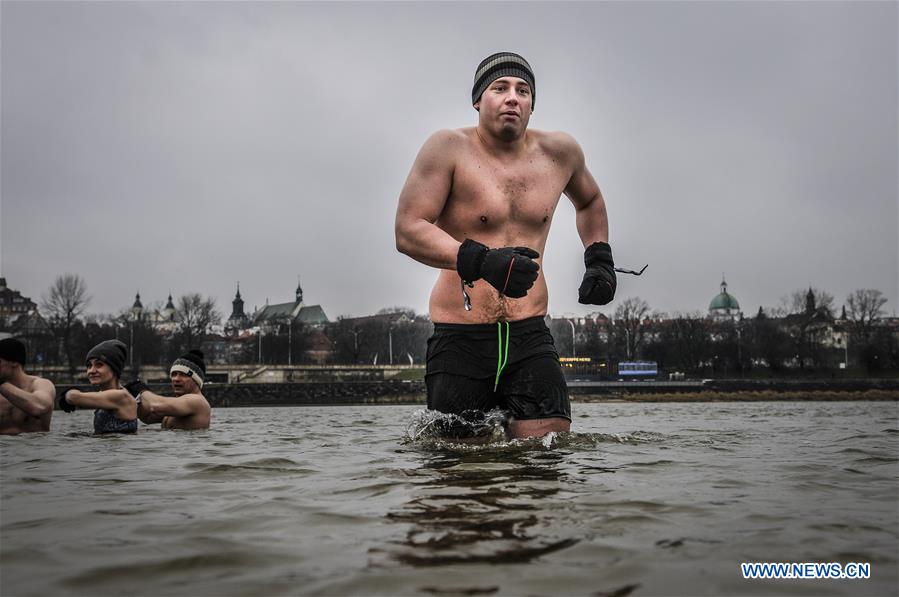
left=170, top=371, right=198, bottom=396
left=475, top=76, right=533, bottom=139
left=0, top=357, right=15, bottom=381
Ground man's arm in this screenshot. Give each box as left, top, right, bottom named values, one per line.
left=562, top=134, right=617, bottom=305
left=562, top=135, right=609, bottom=246
left=0, top=379, right=55, bottom=418
left=139, top=391, right=206, bottom=419
left=137, top=398, right=164, bottom=424
left=395, top=129, right=463, bottom=269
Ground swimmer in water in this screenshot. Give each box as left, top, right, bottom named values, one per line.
left=395, top=52, right=616, bottom=440
left=57, top=339, right=138, bottom=434
left=0, top=338, right=56, bottom=434
left=127, top=350, right=210, bottom=430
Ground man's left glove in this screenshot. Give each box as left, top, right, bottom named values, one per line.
left=124, top=379, right=149, bottom=400
left=578, top=241, right=617, bottom=305
left=57, top=389, right=77, bottom=413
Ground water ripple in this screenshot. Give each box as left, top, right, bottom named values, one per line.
left=1, top=402, right=896, bottom=596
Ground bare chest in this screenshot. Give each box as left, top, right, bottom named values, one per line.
left=448, top=150, right=570, bottom=230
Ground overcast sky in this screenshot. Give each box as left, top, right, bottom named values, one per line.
left=2, top=1, right=896, bottom=321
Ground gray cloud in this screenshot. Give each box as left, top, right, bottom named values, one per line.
left=2, top=1, right=896, bottom=320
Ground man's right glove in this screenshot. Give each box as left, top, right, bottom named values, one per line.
left=457, top=239, right=540, bottom=298
left=578, top=241, right=617, bottom=305
left=57, top=389, right=77, bottom=413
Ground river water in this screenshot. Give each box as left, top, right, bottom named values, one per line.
left=1, top=401, right=896, bottom=596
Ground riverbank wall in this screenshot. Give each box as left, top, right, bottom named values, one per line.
left=55, top=378, right=898, bottom=408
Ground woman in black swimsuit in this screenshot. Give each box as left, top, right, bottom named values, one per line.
left=57, top=340, right=138, bottom=434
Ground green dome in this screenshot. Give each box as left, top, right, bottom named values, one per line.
left=709, top=277, right=740, bottom=311
left=709, top=292, right=740, bottom=311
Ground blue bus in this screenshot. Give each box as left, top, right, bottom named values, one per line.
left=617, top=361, right=658, bottom=379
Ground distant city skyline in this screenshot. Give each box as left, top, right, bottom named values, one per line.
left=2, top=2, right=896, bottom=319
left=1, top=273, right=893, bottom=324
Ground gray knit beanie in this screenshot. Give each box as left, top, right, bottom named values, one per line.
left=472, top=52, right=536, bottom=109
left=85, top=339, right=128, bottom=378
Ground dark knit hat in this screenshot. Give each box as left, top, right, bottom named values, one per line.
left=472, top=51, right=536, bottom=109
left=85, top=339, right=127, bottom=378
left=170, top=349, right=206, bottom=389
left=0, top=337, right=27, bottom=365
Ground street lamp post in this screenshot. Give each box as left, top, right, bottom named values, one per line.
left=844, top=333, right=849, bottom=368
left=837, top=331, right=849, bottom=370
left=351, top=329, right=361, bottom=364
left=258, top=330, right=264, bottom=365
left=129, top=307, right=142, bottom=369
left=567, top=319, right=576, bottom=358
left=287, top=319, right=293, bottom=366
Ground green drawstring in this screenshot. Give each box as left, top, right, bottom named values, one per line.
left=494, top=321, right=510, bottom=391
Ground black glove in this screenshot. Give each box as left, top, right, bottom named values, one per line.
left=457, top=239, right=540, bottom=298
left=578, top=241, right=617, bottom=305
left=124, top=379, right=149, bottom=399
left=57, top=389, right=77, bottom=413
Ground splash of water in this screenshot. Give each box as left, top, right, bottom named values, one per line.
left=402, top=409, right=661, bottom=451
left=403, top=408, right=510, bottom=445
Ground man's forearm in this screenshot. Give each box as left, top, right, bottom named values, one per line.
left=140, top=391, right=196, bottom=418
left=396, top=219, right=461, bottom=270
left=0, top=383, right=52, bottom=417
left=575, top=192, right=609, bottom=246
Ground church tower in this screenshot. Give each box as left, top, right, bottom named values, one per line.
left=231, top=283, right=246, bottom=320
left=226, top=283, right=249, bottom=336
left=162, top=293, right=176, bottom=322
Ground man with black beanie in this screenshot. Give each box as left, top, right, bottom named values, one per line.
left=127, top=349, right=210, bottom=430
left=0, top=338, right=56, bottom=434
left=396, top=52, right=615, bottom=440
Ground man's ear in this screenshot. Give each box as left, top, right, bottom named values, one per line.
left=473, top=101, right=480, bottom=112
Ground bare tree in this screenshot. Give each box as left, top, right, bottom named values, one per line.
left=781, top=287, right=835, bottom=317
left=745, top=309, right=791, bottom=372
left=846, top=289, right=888, bottom=338
left=654, top=312, right=713, bottom=374
left=377, top=306, right=417, bottom=318
left=175, top=294, right=221, bottom=351
left=41, top=274, right=91, bottom=374
left=613, top=296, right=652, bottom=359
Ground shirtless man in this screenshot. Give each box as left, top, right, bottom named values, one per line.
left=0, top=338, right=55, bottom=434
left=127, top=350, right=210, bottom=430
left=395, top=52, right=616, bottom=439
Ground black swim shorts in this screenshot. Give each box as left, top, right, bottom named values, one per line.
left=425, top=316, right=571, bottom=423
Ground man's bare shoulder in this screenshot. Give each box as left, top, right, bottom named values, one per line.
left=29, top=376, right=56, bottom=396
left=412, top=129, right=473, bottom=175
left=184, top=392, right=211, bottom=408
left=422, top=128, right=473, bottom=151
left=531, top=129, right=582, bottom=158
